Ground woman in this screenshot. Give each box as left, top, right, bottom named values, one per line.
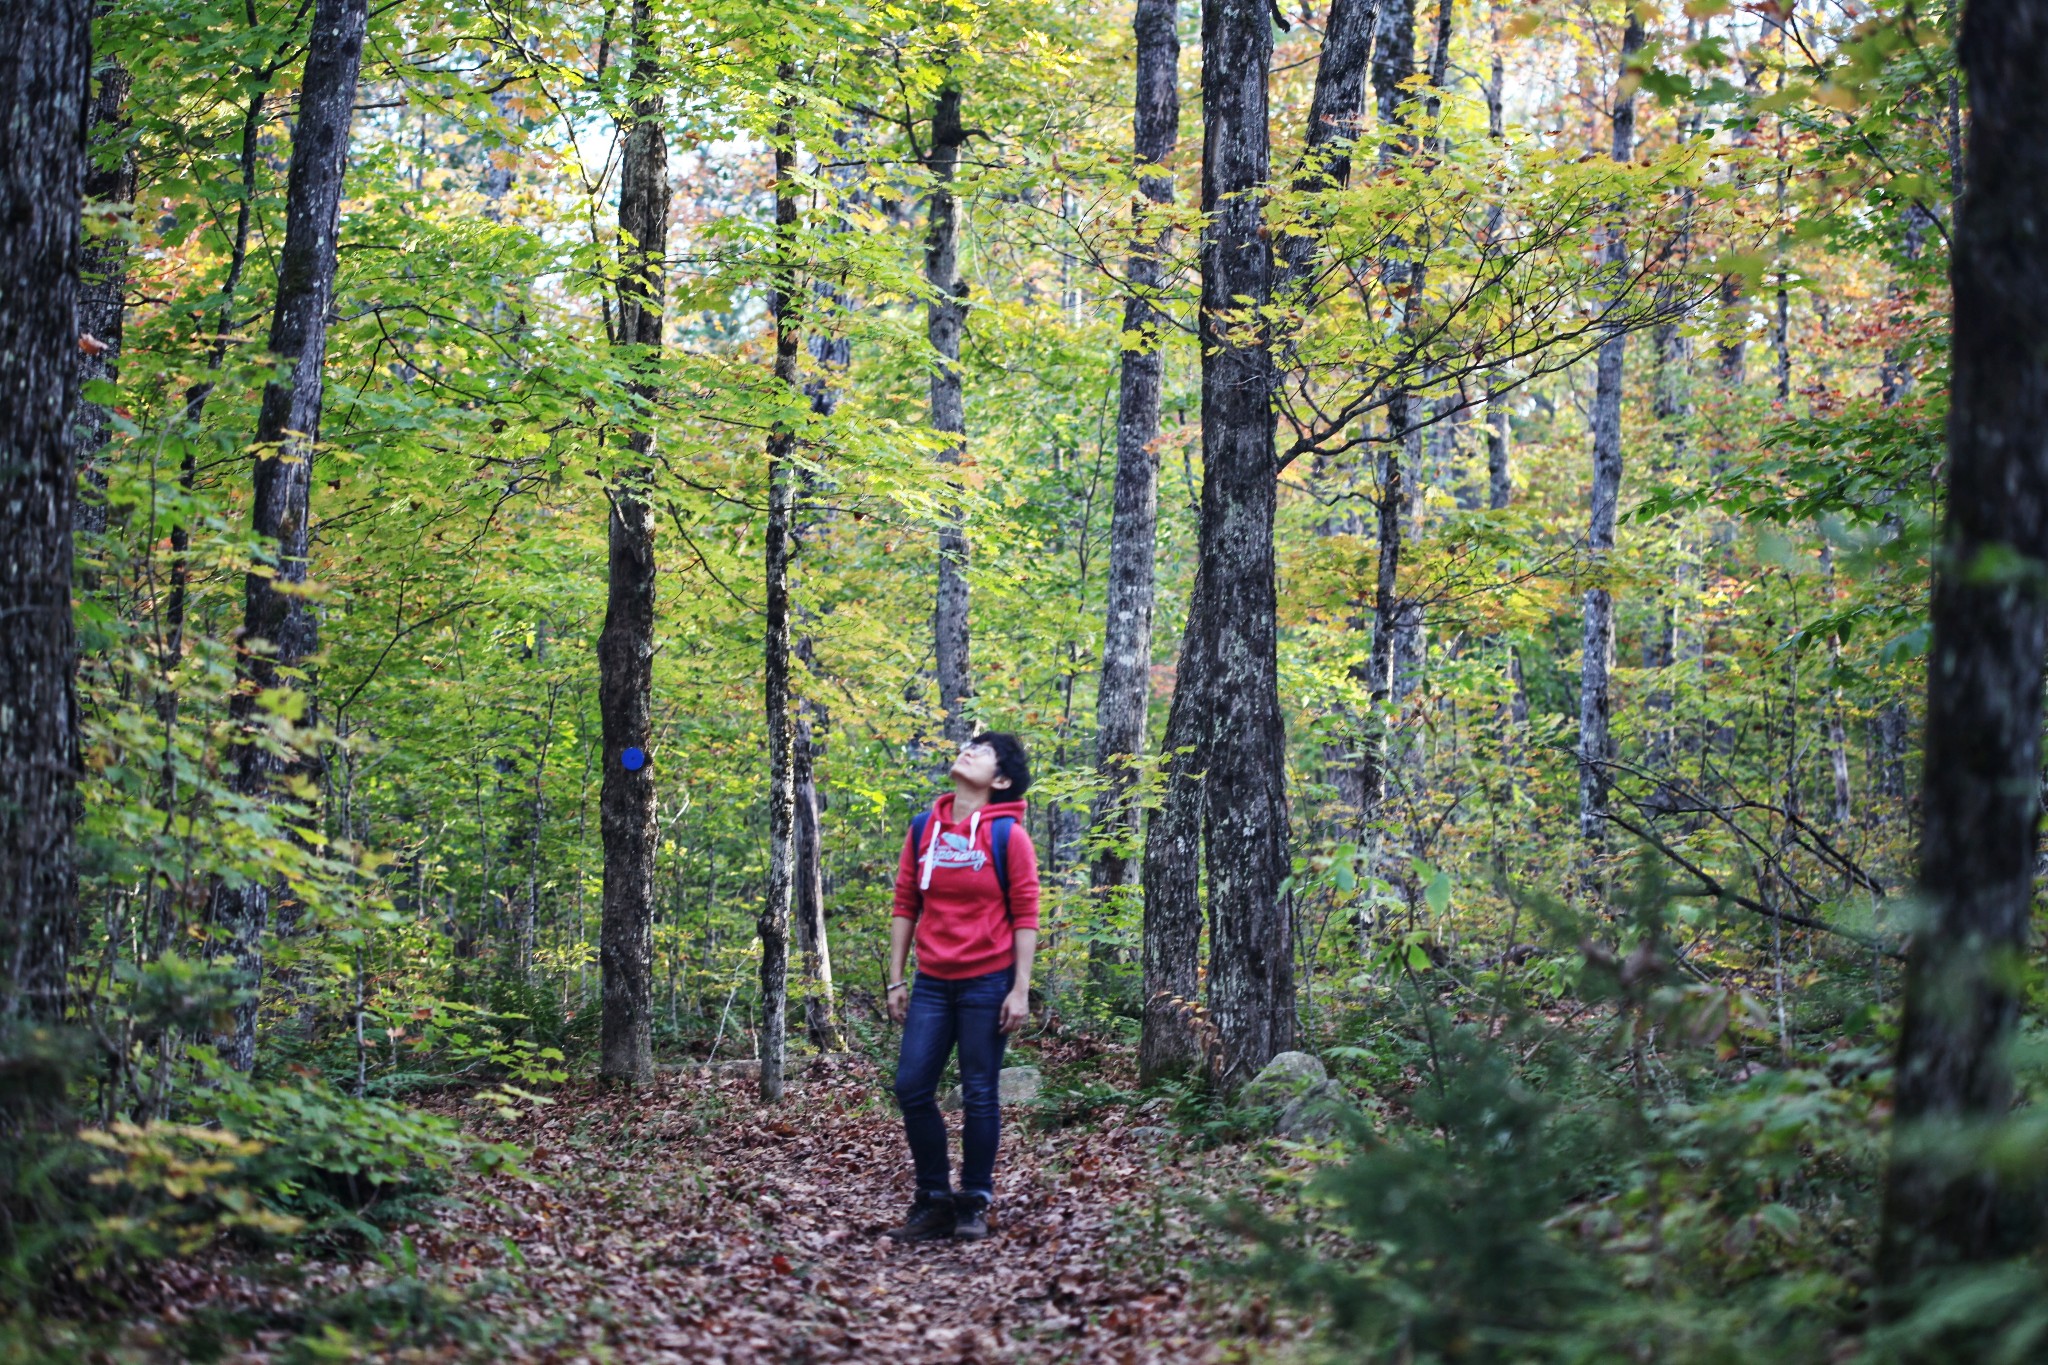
left=885, top=732, right=1040, bottom=1242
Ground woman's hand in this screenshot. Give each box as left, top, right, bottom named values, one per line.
left=887, top=984, right=909, bottom=1024
left=999, top=986, right=1031, bottom=1035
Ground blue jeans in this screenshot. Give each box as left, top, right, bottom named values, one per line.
left=893, top=967, right=1012, bottom=1201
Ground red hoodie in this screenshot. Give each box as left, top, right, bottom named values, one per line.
left=892, top=793, right=1040, bottom=980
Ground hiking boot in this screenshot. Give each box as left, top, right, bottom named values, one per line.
left=887, top=1191, right=956, bottom=1242
left=952, top=1192, right=991, bottom=1241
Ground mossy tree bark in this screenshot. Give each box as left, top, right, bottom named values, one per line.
left=1091, top=0, right=1178, bottom=987
left=221, top=0, right=369, bottom=1069
left=1879, top=0, right=2048, bottom=1288
left=0, top=0, right=90, bottom=1024
left=598, top=0, right=666, bottom=1086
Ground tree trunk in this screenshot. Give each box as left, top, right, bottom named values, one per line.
left=597, top=1, right=665, bottom=1086
left=1359, top=395, right=1412, bottom=818
left=1353, top=0, right=1415, bottom=829
left=1139, top=574, right=1209, bottom=1082
left=76, top=26, right=134, bottom=545
left=0, top=0, right=88, bottom=1024
left=1089, top=0, right=1179, bottom=973
left=759, top=97, right=799, bottom=1105
left=1485, top=376, right=1512, bottom=509
left=1575, top=12, right=1643, bottom=856
left=1274, top=0, right=1377, bottom=294
left=791, top=713, right=839, bottom=1049
left=1818, top=544, right=1854, bottom=826
left=789, top=128, right=859, bottom=1053
left=1881, top=207, right=1936, bottom=404
left=1873, top=208, right=1929, bottom=817
left=926, top=83, right=973, bottom=743
left=221, top=0, right=368, bottom=1069
left=1481, top=25, right=1510, bottom=514
left=1879, top=0, right=2048, bottom=1284
left=1193, top=0, right=1291, bottom=1092
left=1281, top=0, right=1378, bottom=840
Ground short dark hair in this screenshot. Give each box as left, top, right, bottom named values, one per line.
left=973, top=731, right=1031, bottom=800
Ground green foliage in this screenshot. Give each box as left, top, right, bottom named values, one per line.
left=199, top=1057, right=527, bottom=1245
left=30, top=0, right=2039, bottom=1352
left=1, top=1023, right=522, bottom=1316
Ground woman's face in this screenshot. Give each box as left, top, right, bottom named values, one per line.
left=949, top=740, right=1007, bottom=791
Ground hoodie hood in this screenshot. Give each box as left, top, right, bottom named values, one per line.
left=928, top=792, right=1029, bottom=824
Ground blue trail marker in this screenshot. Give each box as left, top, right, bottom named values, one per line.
left=621, top=746, right=647, bottom=772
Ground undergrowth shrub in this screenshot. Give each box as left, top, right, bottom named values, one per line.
left=1229, top=865, right=1901, bottom=1363
left=1, top=1026, right=528, bottom=1316
left=199, top=1056, right=527, bottom=1246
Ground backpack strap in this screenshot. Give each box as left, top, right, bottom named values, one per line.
left=908, top=811, right=932, bottom=911
left=989, top=816, right=1014, bottom=922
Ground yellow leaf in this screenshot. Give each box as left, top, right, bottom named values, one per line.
left=1504, top=13, right=1543, bottom=39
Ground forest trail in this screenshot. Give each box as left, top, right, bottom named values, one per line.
left=423, top=1056, right=1247, bottom=1362
left=155, top=1054, right=1268, bottom=1363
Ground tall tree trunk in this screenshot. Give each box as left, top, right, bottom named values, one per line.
left=597, top=0, right=665, bottom=1086
left=1881, top=207, right=1936, bottom=404
left=220, top=0, right=368, bottom=1069
left=790, top=139, right=855, bottom=1051
left=1139, top=571, right=1209, bottom=1082
left=1485, top=381, right=1512, bottom=509
left=1873, top=207, right=1930, bottom=815
left=1274, top=0, right=1377, bottom=293
left=926, top=83, right=973, bottom=743
left=759, top=94, right=799, bottom=1105
left=788, top=126, right=860, bottom=1053
left=1879, top=0, right=2048, bottom=1285
left=1481, top=18, right=1510, bottom=516
left=1194, top=0, right=1291, bottom=1091
left=1143, top=0, right=1303, bottom=1087
left=0, top=0, right=89, bottom=1024
left=1819, top=544, right=1854, bottom=826
left=1354, top=0, right=1414, bottom=828
left=791, top=711, right=839, bottom=1048
left=1281, top=0, right=1378, bottom=838
left=76, top=22, right=134, bottom=546
left=1090, top=0, right=1179, bottom=978
left=1575, top=12, right=1643, bottom=856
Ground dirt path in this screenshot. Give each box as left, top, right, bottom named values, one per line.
left=400, top=1053, right=1271, bottom=1362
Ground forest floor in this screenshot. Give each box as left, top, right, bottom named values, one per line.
left=131, top=1044, right=1309, bottom=1363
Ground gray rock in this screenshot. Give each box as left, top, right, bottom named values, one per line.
left=939, top=1065, right=1040, bottom=1112
left=998, top=1065, right=1042, bottom=1104
left=1238, top=1050, right=1328, bottom=1110
left=1274, top=1080, right=1346, bottom=1141
left=1126, top=1125, right=1177, bottom=1145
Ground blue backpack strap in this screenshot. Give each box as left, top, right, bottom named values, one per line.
left=989, top=816, right=1014, bottom=920
left=908, top=812, right=931, bottom=908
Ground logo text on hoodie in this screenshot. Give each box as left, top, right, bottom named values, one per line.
left=928, top=831, right=988, bottom=873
